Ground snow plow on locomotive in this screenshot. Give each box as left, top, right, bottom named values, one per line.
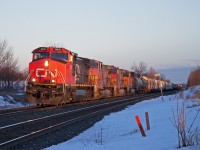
left=25, top=47, right=176, bottom=105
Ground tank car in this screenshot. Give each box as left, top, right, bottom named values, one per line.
left=142, top=76, right=175, bottom=93
left=134, top=76, right=146, bottom=94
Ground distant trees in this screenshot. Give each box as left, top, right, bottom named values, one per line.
left=187, top=66, right=200, bottom=87
left=131, top=61, right=147, bottom=77
left=146, top=67, right=170, bottom=82
left=0, top=39, right=25, bottom=92
left=131, top=62, right=170, bottom=82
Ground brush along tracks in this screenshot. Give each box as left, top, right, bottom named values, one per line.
left=0, top=91, right=176, bottom=150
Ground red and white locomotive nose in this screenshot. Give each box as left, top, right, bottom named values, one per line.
left=30, top=59, right=57, bottom=84
left=28, top=47, right=60, bottom=84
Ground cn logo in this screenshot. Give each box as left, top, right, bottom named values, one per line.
left=36, top=68, right=57, bottom=78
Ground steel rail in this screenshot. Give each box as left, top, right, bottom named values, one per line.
left=0, top=94, right=151, bottom=130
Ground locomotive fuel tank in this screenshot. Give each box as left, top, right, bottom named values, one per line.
left=118, top=89, right=126, bottom=96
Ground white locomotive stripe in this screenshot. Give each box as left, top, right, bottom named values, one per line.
left=35, top=68, right=57, bottom=78
left=36, top=68, right=47, bottom=77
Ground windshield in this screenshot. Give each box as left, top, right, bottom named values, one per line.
left=90, top=60, right=98, bottom=68
left=123, top=71, right=129, bottom=77
left=109, top=68, right=117, bottom=74
left=33, top=52, right=49, bottom=61
left=51, top=52, right=68, bottom=63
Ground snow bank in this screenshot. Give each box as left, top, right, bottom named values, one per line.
left=0, top=95, right=32, bottom=110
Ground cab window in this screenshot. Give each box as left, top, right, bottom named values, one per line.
left=90, top=60, right=98, bottom=68
left=90, top=63, right=98, bottom=68
left=33, top=52, right=49, bottom=61
left=109, top=68, right=117, bottom=74
left=51, top=52, right=68, bottom=63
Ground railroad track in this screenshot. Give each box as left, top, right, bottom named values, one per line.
left=0, top=91, right=177, bottom=150
left=0, top=94, right=136, bottom=118
left=0, top=95, right=137, bottom=128
left=0, top=105, right=40, bottom=115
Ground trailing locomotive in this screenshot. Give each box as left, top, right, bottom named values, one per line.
left=25, top=47, right=175, bottom=105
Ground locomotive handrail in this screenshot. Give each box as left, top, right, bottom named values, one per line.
left=24, top=71, right=33, bottom=92
left=57, top=71, right=66, bottom=94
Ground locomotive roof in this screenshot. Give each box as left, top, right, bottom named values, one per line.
left=102, top=64, right=117, bottom=68
left=119, top=68, right=130, bottom=72
left=32, top=47, right=78, bottom=56
left=77, top=56, right=102, bottom=63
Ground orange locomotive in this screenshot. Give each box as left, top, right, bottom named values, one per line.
left=25, top=47, right=174, bottom=105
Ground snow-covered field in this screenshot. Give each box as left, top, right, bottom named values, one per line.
left=0, top=94, right=32, bottom=110
left=0, top=88, right=199, bottom=150
left=45, top=87, right=200, bottom=150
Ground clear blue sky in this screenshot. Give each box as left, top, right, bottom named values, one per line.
left=1, top=0, right=200, bottom=83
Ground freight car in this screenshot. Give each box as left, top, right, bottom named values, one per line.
left=25, top=47, right=175, bottom=105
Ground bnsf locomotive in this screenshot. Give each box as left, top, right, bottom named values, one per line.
left=25, top=47, right=176, bottom=105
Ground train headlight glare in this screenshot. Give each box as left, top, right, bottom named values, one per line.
left=32, top=78, right=36, bottom=82
left=52, top=79, right=55, bottom=83
left=44, top=60, right=49, bottom=67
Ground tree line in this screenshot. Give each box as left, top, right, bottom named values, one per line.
left=187, top=66, right=200, bottom=87
left=132, top=62, right=200, bottom=87
left=0, top=39, right=27, bottom=92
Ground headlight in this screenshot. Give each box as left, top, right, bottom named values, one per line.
left=52, top=79, right=55, bottom=83
left=44, top=60, right=49, bottom=67
left=32, top=78, right=36, bottom=82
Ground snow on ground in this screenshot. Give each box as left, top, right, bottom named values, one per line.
left=0, top=95, right=33, bottom=110
left=45, top=88, right=200, bottom=150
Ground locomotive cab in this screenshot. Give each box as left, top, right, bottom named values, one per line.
left=26, top=47, right=77, bottom=105
left=29, top=47, right=73, bottom=84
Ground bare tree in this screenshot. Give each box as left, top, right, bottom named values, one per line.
left=22, top=67, right=29, bottom=80
left=171, top=96, right=200, bottom=148
left=131, top=61, right=147, bottom=77
left=147, top=66, right=157, bottom=79
left=0, top=39, right=23, bottom=92
left=0, top=39, right=9, bottom=70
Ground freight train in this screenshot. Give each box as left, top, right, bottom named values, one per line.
left=25, top=47, right=177, bottom=105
